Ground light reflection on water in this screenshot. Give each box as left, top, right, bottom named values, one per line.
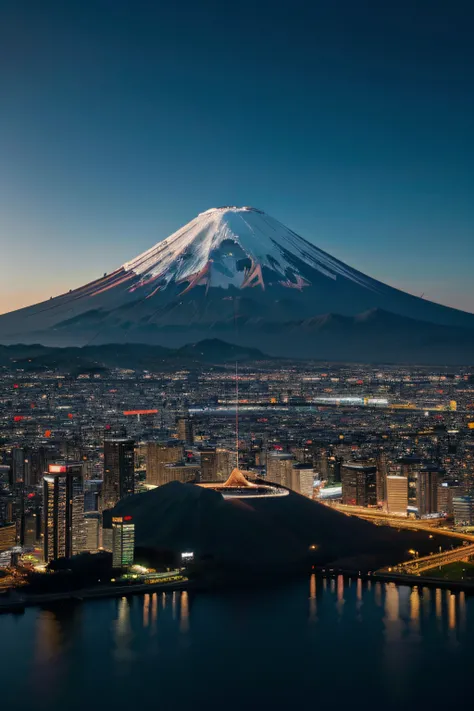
left=3, top=576, right=473, bottom=711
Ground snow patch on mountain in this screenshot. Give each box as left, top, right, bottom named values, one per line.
left=123, top=206, right=378, bottom=293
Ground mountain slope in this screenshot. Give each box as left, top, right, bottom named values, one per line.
left=1, top=206, right=473, bottom=363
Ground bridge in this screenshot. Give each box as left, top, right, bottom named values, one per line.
left=323, top=502, right=474, bottom=543
left=380, top=543, right=474, bottom=575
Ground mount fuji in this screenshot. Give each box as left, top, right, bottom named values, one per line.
left=1, top=206, right=474, bottom=363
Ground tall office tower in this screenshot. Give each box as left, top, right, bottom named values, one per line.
left=112, top=516, right=135, bottom=568
left=376, top=451, right=388, bottom=505
left=386, top=476, right=408, bottom=516
left=453, top=495, right=474, bottom=526
left=84, top=479, right=103, bottom=512
left=24, top=513, right=40, bottom=547
left=43, top=463, right=85, bottom=563
left=254, top=449, right=267, bottom=468
left=314, top=447, right=329, bottom=480
left=146, top=443, right=183, bottom=486
left=341, top=464, right=377, bottom=507
left=177, top=417, right=194, bottom=445
left=399, top=456, right=423, bottom=510
left=161, top=463, right=200, bottom=485
left=28, top=447, right=50, bottom=487
left=216, top=448, right=238, bottom=479
left=289, top=463, right=314, bottom=497
left=0, top=523, right=16, bottom=553
left=84, top=513, right=101, bottom=552
left=327, top=455, right=343, bottom=484
left=0, top=495, right=13, bottom=525
left=102, top=438, right=135, bottom=511
left=200, top=448, right=218, bottom=482
left=266, top=453, right=295, bottom=487
left=11, top=447, right=27, bottom=485
left=418, top=467, right=439, bottom=516
left=437, top=481, right=459, bottom=515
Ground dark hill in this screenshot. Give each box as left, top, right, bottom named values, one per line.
left=109, top=482, right=452, bottom=575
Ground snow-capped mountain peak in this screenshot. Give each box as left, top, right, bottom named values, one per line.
left=122, top=205, right=373, bottom=294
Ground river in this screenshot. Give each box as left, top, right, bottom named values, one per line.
left=1, top=575, right=471, bottom=710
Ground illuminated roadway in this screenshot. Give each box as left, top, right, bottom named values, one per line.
left=381, top=543, right=474, bottom=575
left=323, top=502, right=474, bottom=542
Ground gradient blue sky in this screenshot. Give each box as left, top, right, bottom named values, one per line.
left=1, top=0, right=473, bottom=314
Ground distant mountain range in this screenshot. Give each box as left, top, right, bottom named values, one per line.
left=1, top=206, right=473, bottom=364
left=0, top=339, right=267, bottom=373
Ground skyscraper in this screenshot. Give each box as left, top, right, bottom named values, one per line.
left=376, top=450, right=388, bottom=505
left=84, top=513, right=101, bottom=553
left=453, top=495, right=474, bottom=526
left=146, top=442, right=183, bottom=486
left=11, top=447, right=27, bottom=486
left=266, top=452, right=294, bottom=487
left=200, top=447, right=218, bottom=482
left=112, top=516, right=135, bottom=568
left=43, top=462, right=85, bottom=563
left=341, top=464, right=377, bottom=507
left=289, top=463, right=314, bottom=497
left=386, top=476, right=408, bottom=517
left=399, top=456, right=423, bottom=510
left=177, top=417, right=194, bottom=445
left=102, top=438, right=135, bottom=511
left=418, top=467, right=439, bottom=516
left=216, top=448, right=238, bottom=480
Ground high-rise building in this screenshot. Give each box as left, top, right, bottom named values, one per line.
left=84, top=513, right=101, bottom=552
left=146, top=443, right=183, bottom=486
left=43, top=463, right=85, bottom=563
left=200, top=448, right=218, bottom=482
left=216, top=448, right=237, bottom=480
left=399, top=457, right=423, bottom=510
left=112, top=516, right=135, bottom=568
left=177, top=417, right=194, bottom=445
left=24, top=513, right=40, bottom=547
left=386, top=476, right=408, bottom=516
left=289, top=463, right=314, bottom=497
left=102, top=438, right=135, bottom=510
left=266, top=453, right=294, bottom=487
left=437, top=482, right=460, bottom=515
left=453, top=495, right=474, bottom=526
left=11, top=447, right=27, bottom=486
left=84, top=479, right=103, bottom=512
left=341, top=464, right=377, bottom=507
left=28, top=447, right=50, bottom=488
left=376, top=451, right=388, bottom=505
left=161, top=463, right=200, bottom=485
left=418, top=467, right=439, bottom=516
left=0, top=523, right=16, bottom=552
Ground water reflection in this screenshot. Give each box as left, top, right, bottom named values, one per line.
left=409, top=587, right=420, bottom=634
left=309, top=574, right=317, bottom=622
left=336, top=575, right=345, bottom=616
left=384, top=583, right=402, bottom=642
left=114, top=597, right=134, bottom=661
left=180, top=591, right=190, bottom=633
left=435, top=588, right=442, bottom=627
left=374, top=582, right=382, bottom=607
left=459, top=591, right=466, bottom=631
left=447, top=591, right=456, bottom=632
left=151, top=593, right=158, bottom=626
left=143, top=594, right=150, bottom=628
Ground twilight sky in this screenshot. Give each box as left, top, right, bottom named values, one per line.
left=1, top=0, right=473, bottom=314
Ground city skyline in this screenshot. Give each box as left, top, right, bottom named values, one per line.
left=1, top=1, right=474, bottom=314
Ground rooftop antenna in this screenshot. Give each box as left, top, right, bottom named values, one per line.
left=233, top=295, right=240, bottom=468
left=235, top=360, right=239, bottom=467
